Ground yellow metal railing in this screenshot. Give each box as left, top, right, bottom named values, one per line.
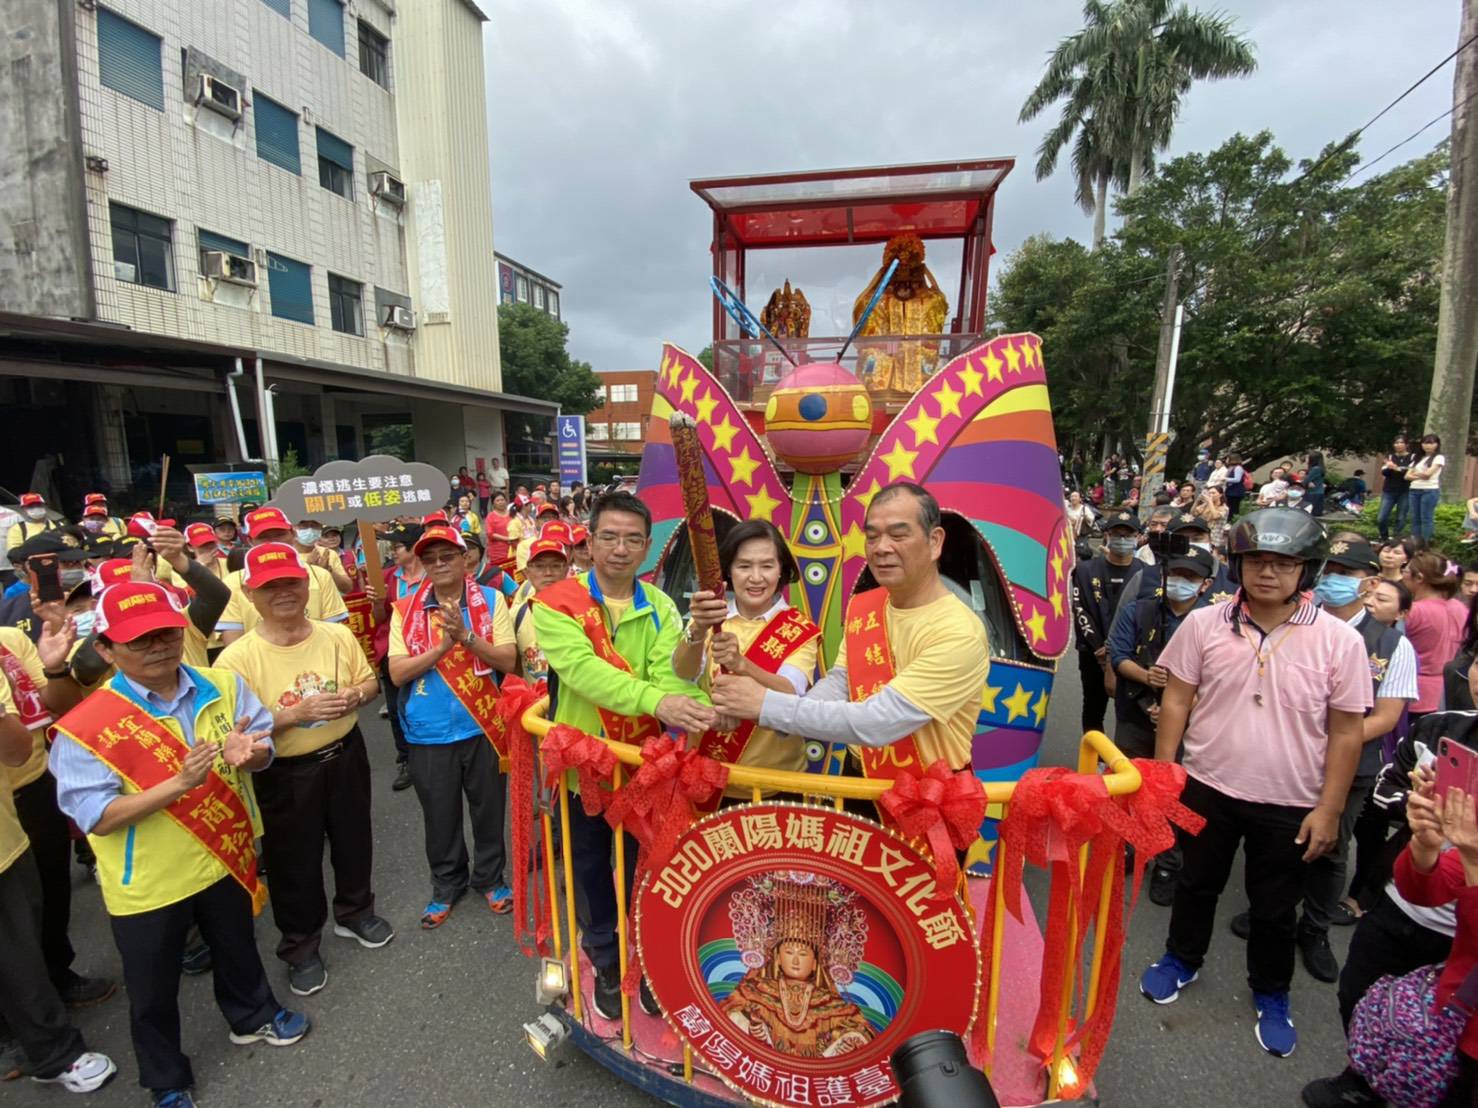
left=521, top=698, right=1140, bottom=1101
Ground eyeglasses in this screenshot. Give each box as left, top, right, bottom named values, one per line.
left=116, top=628, right=185, bottom=652
left=420, top=552, right=464, bottom=568
left=593, top=532, right=647, bottom=550
left=1243, top=556, right=1302, bottom=575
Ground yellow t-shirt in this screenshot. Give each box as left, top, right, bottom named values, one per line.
left=0, top=627, right=49, bottom=789
left=515, top=599, right=549, bottom=682
left=0, top=676, right=29, bottom=874
left=699, top=606, right=819, bottom=797
left=215, top=622, right=376, bottom=757
left=220, top=559, right=349, bottom=634
left=834, top=591, right=988, bottom=770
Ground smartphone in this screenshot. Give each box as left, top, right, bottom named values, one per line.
left=1435, top=737, right=1478, bottom=802
left=31, top=554, right=64, bottom=603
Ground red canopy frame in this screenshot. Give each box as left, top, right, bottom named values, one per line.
left=691, top=158, right=1014, bottom=345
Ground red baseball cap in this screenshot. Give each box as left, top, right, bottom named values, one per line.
left=569, top=525, right=590, bottom=546
left=527, top=538, right=569, bottom=563
left=413, top=525, right=466, bottom=558
left=84, top=493, right=108, bottom=506
left=536, top=502, right=559, bottom=518
left=94, top=582, right=187, bottom=643
left=244, top=507, right=292, bottom=539
left=184, top=523, right=216, bottom=547
left=93, top=559, right=134, bottom=591
left=244, top=542, right=308, bottom=588
left=20, top=493, right=44, bottom=507
left=83, top=503, right=109, bottom=519
left=540, top=521, right=574, bottom=546
left=421, top=510, right=449, bottom=526
left=126, top=512, right=157, bottom=538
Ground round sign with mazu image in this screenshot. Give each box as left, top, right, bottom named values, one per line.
left=636, top=803, right=979, bottom=1108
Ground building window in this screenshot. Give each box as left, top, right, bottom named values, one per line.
left=593, top=385, right=606, bottom=404
left=328, top=274, right=363, bottom=335
left=197, top=229, right=250, bottom=273
left=316, top=127, right=354, bottom=199
left=615, top=422, right=641, bottom=441
left=97, top=9, right=164, bottom=111
left=254, top=96, right=301, bottom=174
left=260, top=0, right=291, bottom=16
left=358, top=20, right=389, bottom=87
left=110, top=203, right=174, bottom=291
left=548, top=290, right=560, bottom=317
left=266, top=252, right=314, bottom=324
left=515, top=275, right=529, bottom=302
left=610, top=383, right=638, bottom=404
left=308, top=0, right=346, bottom=57
left=587, top=423, right=608, bottom=441
left=534, top=285, right=546, bottom=310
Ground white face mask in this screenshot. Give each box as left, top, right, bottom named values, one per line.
left=23, top=506, right=46, bottom=521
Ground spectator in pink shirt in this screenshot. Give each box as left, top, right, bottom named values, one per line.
left=1404, top=550, right=1462, bottom=721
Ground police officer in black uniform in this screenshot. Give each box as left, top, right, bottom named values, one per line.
left=1070, top=510, right=1145, bottom=734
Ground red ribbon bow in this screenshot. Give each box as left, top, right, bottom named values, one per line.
left=494, top=676, right=550, bottom=957
left=878, top=760, right=985, bottom=900
left=603, top=736, right=728, bottom=995
left=541, top=724, right=617, bottom=816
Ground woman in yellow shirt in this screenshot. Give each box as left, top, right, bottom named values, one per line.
left=674, top=520, right=819, bottom=797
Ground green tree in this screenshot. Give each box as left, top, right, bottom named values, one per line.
left=498, top=302, right=603, bottom=413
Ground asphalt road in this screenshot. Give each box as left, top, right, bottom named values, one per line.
left=10, top=659, right=1355, bottom=1108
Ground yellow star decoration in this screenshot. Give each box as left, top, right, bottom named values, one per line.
left=694, top=389, right=719, bottom=425
left=1003, top=683, right=1033, bottom=723
left=665, top=354, right=684, bottom=390
left=1024, top=607, right=1047, bottom=643
left=853, top=478, right=882, bottom=510
left=878, top=440, right=919, bottom=481
left=982, top=347, right=1005, bottom=383
left=842, top=522, right=866, bottom=559
left=709, top=415, right=739, bottom=453
left=1049, top=588, right=1065, bottom=618
left=745, top=488, right=780, bottom=522
left=1026, top=340, right=1042, bottom=370
left=1002, top=341, right=1022, bottom=375
left=934, top=380, right=963, bottom=419
left=957, top=364, right=985, bottom=398
left=1032, top=691, right=1050, bottom=726
left=1050, top=549, right=1065, bottom=584
left=726, top=446, right=761, bottom=487
left=980, top=684, right=1001, bottom=713
left=679, top=372, right=700, bottom=404
left=904, top=408, right=941, bottom=447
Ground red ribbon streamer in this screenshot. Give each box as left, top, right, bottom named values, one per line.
left=877, top=760, right=985, bottom=900
left=603, top=736, right=728, bottom=994
left=495, top=676, right=551, bottom=957
left=541, top=724, right=617, bottom=816
left=973, top=759, right=1204, bottom=1097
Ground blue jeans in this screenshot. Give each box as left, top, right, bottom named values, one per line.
left=1377, top=489, right=1409, bottom=539
left=1409, top=487, right=1439, bottom=541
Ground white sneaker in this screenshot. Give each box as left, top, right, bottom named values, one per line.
left=31, top=1051, right=117, bottom=1093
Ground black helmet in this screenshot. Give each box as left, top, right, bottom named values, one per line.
left=1226, top=508, right=1328, bottom=593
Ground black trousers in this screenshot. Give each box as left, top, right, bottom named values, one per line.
left=252, top=727, right=376, bottom=965
left=1337, top=889, right=1452, bottom=1031
left=1302, top=782, right=1372, bottom=934
left=379, top=656, right=408, bottom=763
left=406, top=736, right=506, bottom=902
left=12, top=770, right=75, bottom=984
left=1347, top=789, right=1396, bottom=906
left=567, top=799, right=639, bottom=972
left=1166, top=776, right=1312, bottom=993
left=109, top=875, right=278, bottom=1093
left=1077, top=648, right=1110, bottom=734
left=0, top=850, right=85, bottom=1079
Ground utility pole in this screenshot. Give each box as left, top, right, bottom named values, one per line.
left=1427, top=0, right=1478, bottom=500
left=1141, top=244, right=1183, bottom=503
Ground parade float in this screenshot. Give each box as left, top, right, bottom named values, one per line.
left=507, top=161, right=1191, bottom=1106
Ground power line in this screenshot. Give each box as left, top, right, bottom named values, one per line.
left=1341, top=86, right=1478, bottom=186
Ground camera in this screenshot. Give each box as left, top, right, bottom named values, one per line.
left=892, top=1030, right=1000, bottom=1108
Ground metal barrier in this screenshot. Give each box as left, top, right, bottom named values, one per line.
left=520, top=697, right=1141, bottom=1101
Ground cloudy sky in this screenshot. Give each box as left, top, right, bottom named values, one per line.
left=484, top=0, right=1462, bottom=373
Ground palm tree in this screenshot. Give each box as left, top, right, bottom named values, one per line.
left=1021, top=0, right=1256, bottom=237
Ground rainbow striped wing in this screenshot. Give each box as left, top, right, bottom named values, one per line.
left=841, top=333, right=1072, bottom=660
left=635, top=344, right=793, bottom=576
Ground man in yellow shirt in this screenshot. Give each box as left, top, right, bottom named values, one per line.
left=5, top=493, right=60, bottom=557
left=217, top=508, right=348, bottom=644
left=513, top=537, right=570, bottom=682
left=715, top=482, right=988, bottom=775
left=290, top=518, right=353, bottom=595
left=216, top=544, right=390, bottom=998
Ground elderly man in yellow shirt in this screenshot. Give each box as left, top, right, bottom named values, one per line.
left=217, top=508, right=348, bottom=645
left=714, top=482, right=988, bottom=777
left=216, top=544, right=389, bottom=999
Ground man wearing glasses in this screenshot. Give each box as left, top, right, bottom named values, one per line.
left=533, top=491, right=713, bottom=1021
left=387, top=525, right=516, bottom=930
left=49, top=582, right=308, bottom=1108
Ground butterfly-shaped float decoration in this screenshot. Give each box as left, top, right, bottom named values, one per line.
left=635, top=332, right=1073, bottom=664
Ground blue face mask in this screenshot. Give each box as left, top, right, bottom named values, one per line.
left=1165, top=577, right=1202, bottom=603
left=1315, top=573, right=1362, bottom=608
left=71, top=608, right=96, bottom=638
left=1107, top=536, right=1137, bottom=557
left=296, top=527, right=322, bottom=545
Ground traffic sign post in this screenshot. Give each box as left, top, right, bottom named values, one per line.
left=556, top=415, right=587, bottom=487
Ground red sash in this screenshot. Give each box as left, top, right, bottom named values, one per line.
left=0, top=644, right=52, bottom=731
left=534, top=577, right=661, bottom=746
left=696, top=606, right=819, bottom=808
left=845, top=589, right=925, bottom=780
left=343, top=592, right=376, bottom=668
left=53, top=688, right=266, bottom=912
left=394, top=584, right=508, bottom=761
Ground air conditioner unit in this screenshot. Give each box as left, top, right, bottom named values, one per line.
left=369, top=171, right=406, bottom=206
left=382, top=305, right=416, bottom=331
left=197, top=73, right=243, bottom=121
left=202, top=250, right=258, bottom=286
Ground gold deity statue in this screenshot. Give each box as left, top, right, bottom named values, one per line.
left=852, top=232, right=949, bottom=395
left=761, top=280, right=811, bottom=339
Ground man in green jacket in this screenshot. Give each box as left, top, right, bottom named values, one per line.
left=532, top=491, right=712, bottom=1021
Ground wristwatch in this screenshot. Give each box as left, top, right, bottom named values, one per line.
left=684, top=622, right=706, bottom=646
